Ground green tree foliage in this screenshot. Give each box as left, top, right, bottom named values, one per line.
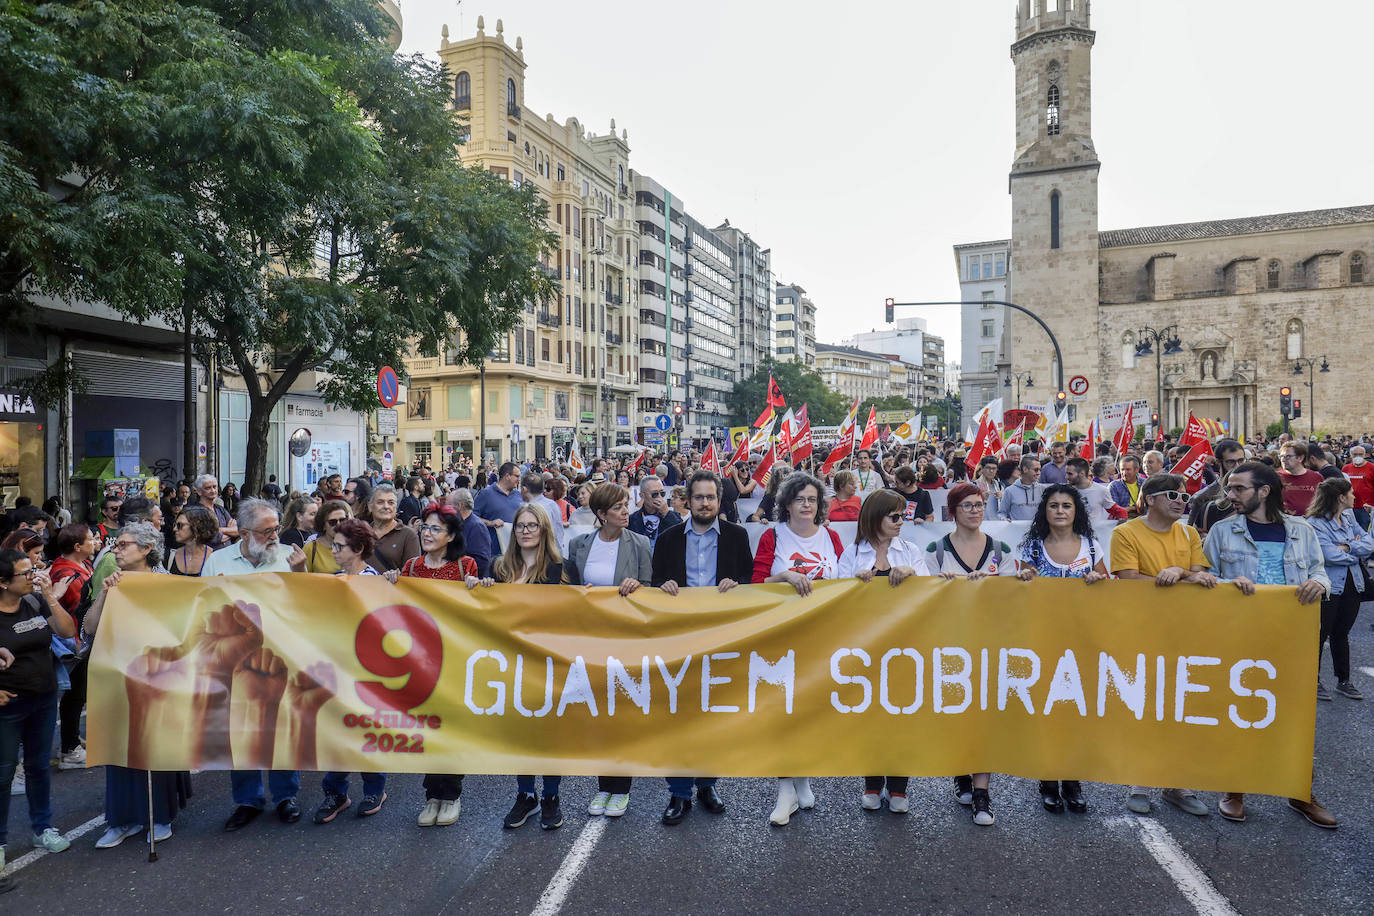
left=726, top=360, right=847, bottom=427
left=1, top=0, right=557, bottom=493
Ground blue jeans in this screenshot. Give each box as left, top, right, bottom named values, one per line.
left=516, top=775, right=562, bottom=798
left=230, top=769, right=301, bottom=809
left=321, top=772, right=386, bottom=798
left=0, top=690, right=60, bottom=846
left=666, top=777, right=717, bottom=799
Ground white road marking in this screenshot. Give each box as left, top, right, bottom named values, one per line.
left=0, top=814, right=105, bottom=877
left=529, top=817, right=607, bottom=916
left=1358, top=666, right=1374, bottom=680
left=1106, top=815, right=1239, bottom=916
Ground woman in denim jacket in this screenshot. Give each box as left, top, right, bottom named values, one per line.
left=1305, top=478, right=1374, bottom=701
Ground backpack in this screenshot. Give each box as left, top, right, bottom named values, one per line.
left=931, top=535, right=1003, bottom=573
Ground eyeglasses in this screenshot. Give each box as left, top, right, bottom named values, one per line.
left=326, top=517, right=346, bottom=526
left=956, top=503, right=986, bottom=512
left=790, top=496, right=819, bottom=505
left=885, top=512, right=904, bottom=524
left=1150, top=490, right=1186, bottom=502
left=1223, top=484, right=1254, bottom=494
left=418, top=524, right=446, bottom=535
left=113, top=540, right=138, bottom=550
left=329, top=541, right=349, bottom=551
left=514, top=522, right=541, bottom=533
left=249, top=526, right=281, bottom=537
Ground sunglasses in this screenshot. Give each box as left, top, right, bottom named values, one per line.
left=1150, top=490, right=1186, bottom=502
left=885, top=513, right=904, bottom=524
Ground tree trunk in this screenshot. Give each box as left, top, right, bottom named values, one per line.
left=241, top=399, right=273, bottom=498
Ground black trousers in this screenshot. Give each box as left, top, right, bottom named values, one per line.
left=1319, top=570, right=1364, bottom=682
left=597, top=776, right=632, bottom=793
left=60, top=657, right=88, bottom=754
left=864, top=776, right=909, bottom=795
left=423, top=774, right=464, bottom=801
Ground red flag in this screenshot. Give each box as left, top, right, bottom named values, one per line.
left=725, top=429, right=750, bottom=470
left=1079, top=417, right=1097, bottom=461
left=1173, top=437, right=1214, bottom=494
left=820, top=436, right=852, bottom=476
left=626, top=449, right=647, bottom=473
left=880, top=424, right=890, bottom=442
left=751, top=444, right=778, bottom=487
left=1000, top=421, right=1024, bottom=460
left=766, top=373, right=787, bottom=411
left=700, top=441, right=718, bottom=473
left=752, top=403, right=776, bottom=429
left=1179, top=412, right=1210, bottom=449
left=857, top=407, right=878, bottom=452
left=791, top=404, right=813, bottom=463
left=1112, top=403, right=1135, bottom=455
left=777, top=410, right=794, bottom=458
left=967, top=414, right=1003, bottom=467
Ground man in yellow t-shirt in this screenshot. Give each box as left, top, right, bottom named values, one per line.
left=1109, top=473, right=1218, bottom=818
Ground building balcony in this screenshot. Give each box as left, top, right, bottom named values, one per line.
left=507, top=103, right=522, bottom=120
left=605, top=331, right=623, bottom=346
left=407, top=357, right=439, bottom=375
left=537, top=310, right=559, bottom=328
left=606, top=292, right=624, bottom=306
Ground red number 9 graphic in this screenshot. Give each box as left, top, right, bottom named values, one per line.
left=355, top=604, right=442, bottom=711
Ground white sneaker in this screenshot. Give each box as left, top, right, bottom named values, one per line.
left=888, top=794, right=910, bottom=814
left=795, top=778, right=815, bottom=810
left=587, top=791, right=611, bottom=816
left=417, top=799, right=441, bottom=827
left=95, top=824, right=143, bottom=849
left=9, top=769, right=24, bottom=796
left=434, top=799, right=461, bottom=826
left=59, top=746, right=87, bottom=770
left=148, top=823, right=172, bottom=843
left=770, top=778, right=800, bottom=826
left=861, top=791, right=882, bottom=810
left=604, top=794, right=630, bottom=817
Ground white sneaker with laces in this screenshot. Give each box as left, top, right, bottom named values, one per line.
left=587, top=791, right=611, bottom=816
left=9, top=769, right=24, bottom=796
left=95, top=824, right=143, bottom=849
left=888, top=794, right=910, bottom=814
left=417, top=799, right=440, bottom=827
left=59, top=746, right=87, bottom=770
left=861, top=791, right=882, bottom=810
left=604, top=794, right=630, bottom=817
left=795, top=778, right=815, bottom=810
left=148, top=823, right=172, bottom=843
left=434, top=799, right=461, bottom=826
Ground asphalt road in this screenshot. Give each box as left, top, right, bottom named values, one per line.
left=4, top=617, right=1373, bottom=915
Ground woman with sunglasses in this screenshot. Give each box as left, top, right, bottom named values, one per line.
left=1016, top=484, right=1108, bottom=815
left=469, top=503, right=569, bottom=830
left=924, top=481, right=1022, bottom=827
left=313, top=519, right=387, bottom=825
left=303, top=500, right=351, bottom=574
left=169, top=505, right=219, bottom=577
left=279, top=497, right=318, bottom=549
left=1, top=548, right=79, bottom=862
left=837, top=490, right=929, bottom=814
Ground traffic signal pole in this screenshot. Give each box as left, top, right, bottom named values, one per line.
left=885, top=300, right=1067, bottom=400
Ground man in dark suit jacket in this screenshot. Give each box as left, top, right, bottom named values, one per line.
left=649, top=470, right=754, bottom=826
left=628, top=475, right=682, bottom=547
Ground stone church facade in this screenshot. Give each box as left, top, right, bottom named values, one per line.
left=987, top=0, right=1372, bottom=439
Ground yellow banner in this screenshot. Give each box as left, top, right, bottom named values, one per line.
left=88, top=574, right=1316, bottom=797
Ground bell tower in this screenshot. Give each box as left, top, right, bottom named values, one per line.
left=1007, top=0, right=1101, bottom=417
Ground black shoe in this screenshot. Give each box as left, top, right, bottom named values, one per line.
left=314, top=793, right=350, bottom=824
left=540, top=795, right=564, bottom=830
left=662, top=796, right=692, bottom=825
left=1061, top=780, right=1088, bottom=814
left=357, top=792, right=387, bottom=817
left=277, top=798, right=302, bottom=824
left=224, top=805, right=262, bottom=832
left=0, top=874, right=15, bottom=895
left=1040, top=780, right=1065, bottom=813
left=697, top=784, right=726, bottom=814
left=503, top=792, right=539, bottom=829
left=971, top=787, right=995, bottom=826
left=954, top=775, right=973, bottom=806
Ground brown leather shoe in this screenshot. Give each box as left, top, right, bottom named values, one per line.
left=1288, top=797, right=1338, bottom=829
left=1218, top=793, right=1246, bottom=822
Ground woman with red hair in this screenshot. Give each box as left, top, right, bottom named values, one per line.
left=923, top=481, right=1024, bottom=828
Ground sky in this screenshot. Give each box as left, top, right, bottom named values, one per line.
left=396, top=0, right=1374, bottom=368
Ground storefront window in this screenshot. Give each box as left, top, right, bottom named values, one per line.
left=0, top=389, right=44, bottom=508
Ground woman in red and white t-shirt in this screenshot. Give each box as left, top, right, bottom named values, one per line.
left=751, top=471, right=844, bottom=827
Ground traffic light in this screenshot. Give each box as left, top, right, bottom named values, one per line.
left=885, top=298, right=895, bottom=323
left=673, top=403, right=684, bottom=416
left=1055, top=390, right=1067, bottom=411
left=1150, top=412, right=1160, bottom=428
left=1279, top=386, right=1292, bottom=416
left=1292, top=399, right=1302, bottom=419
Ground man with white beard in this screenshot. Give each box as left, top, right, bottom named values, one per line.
left=201, top=498, right=308, bottom=832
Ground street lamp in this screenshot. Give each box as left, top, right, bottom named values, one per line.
left=1135, top=325, right=1183, bottom=435
left=1003, top=370, right=1034, bottom=409
left=1292, top=355, right=1329, bottom=436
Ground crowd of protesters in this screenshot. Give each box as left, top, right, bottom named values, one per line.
left=1, top=425, right=1370, bottom=887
